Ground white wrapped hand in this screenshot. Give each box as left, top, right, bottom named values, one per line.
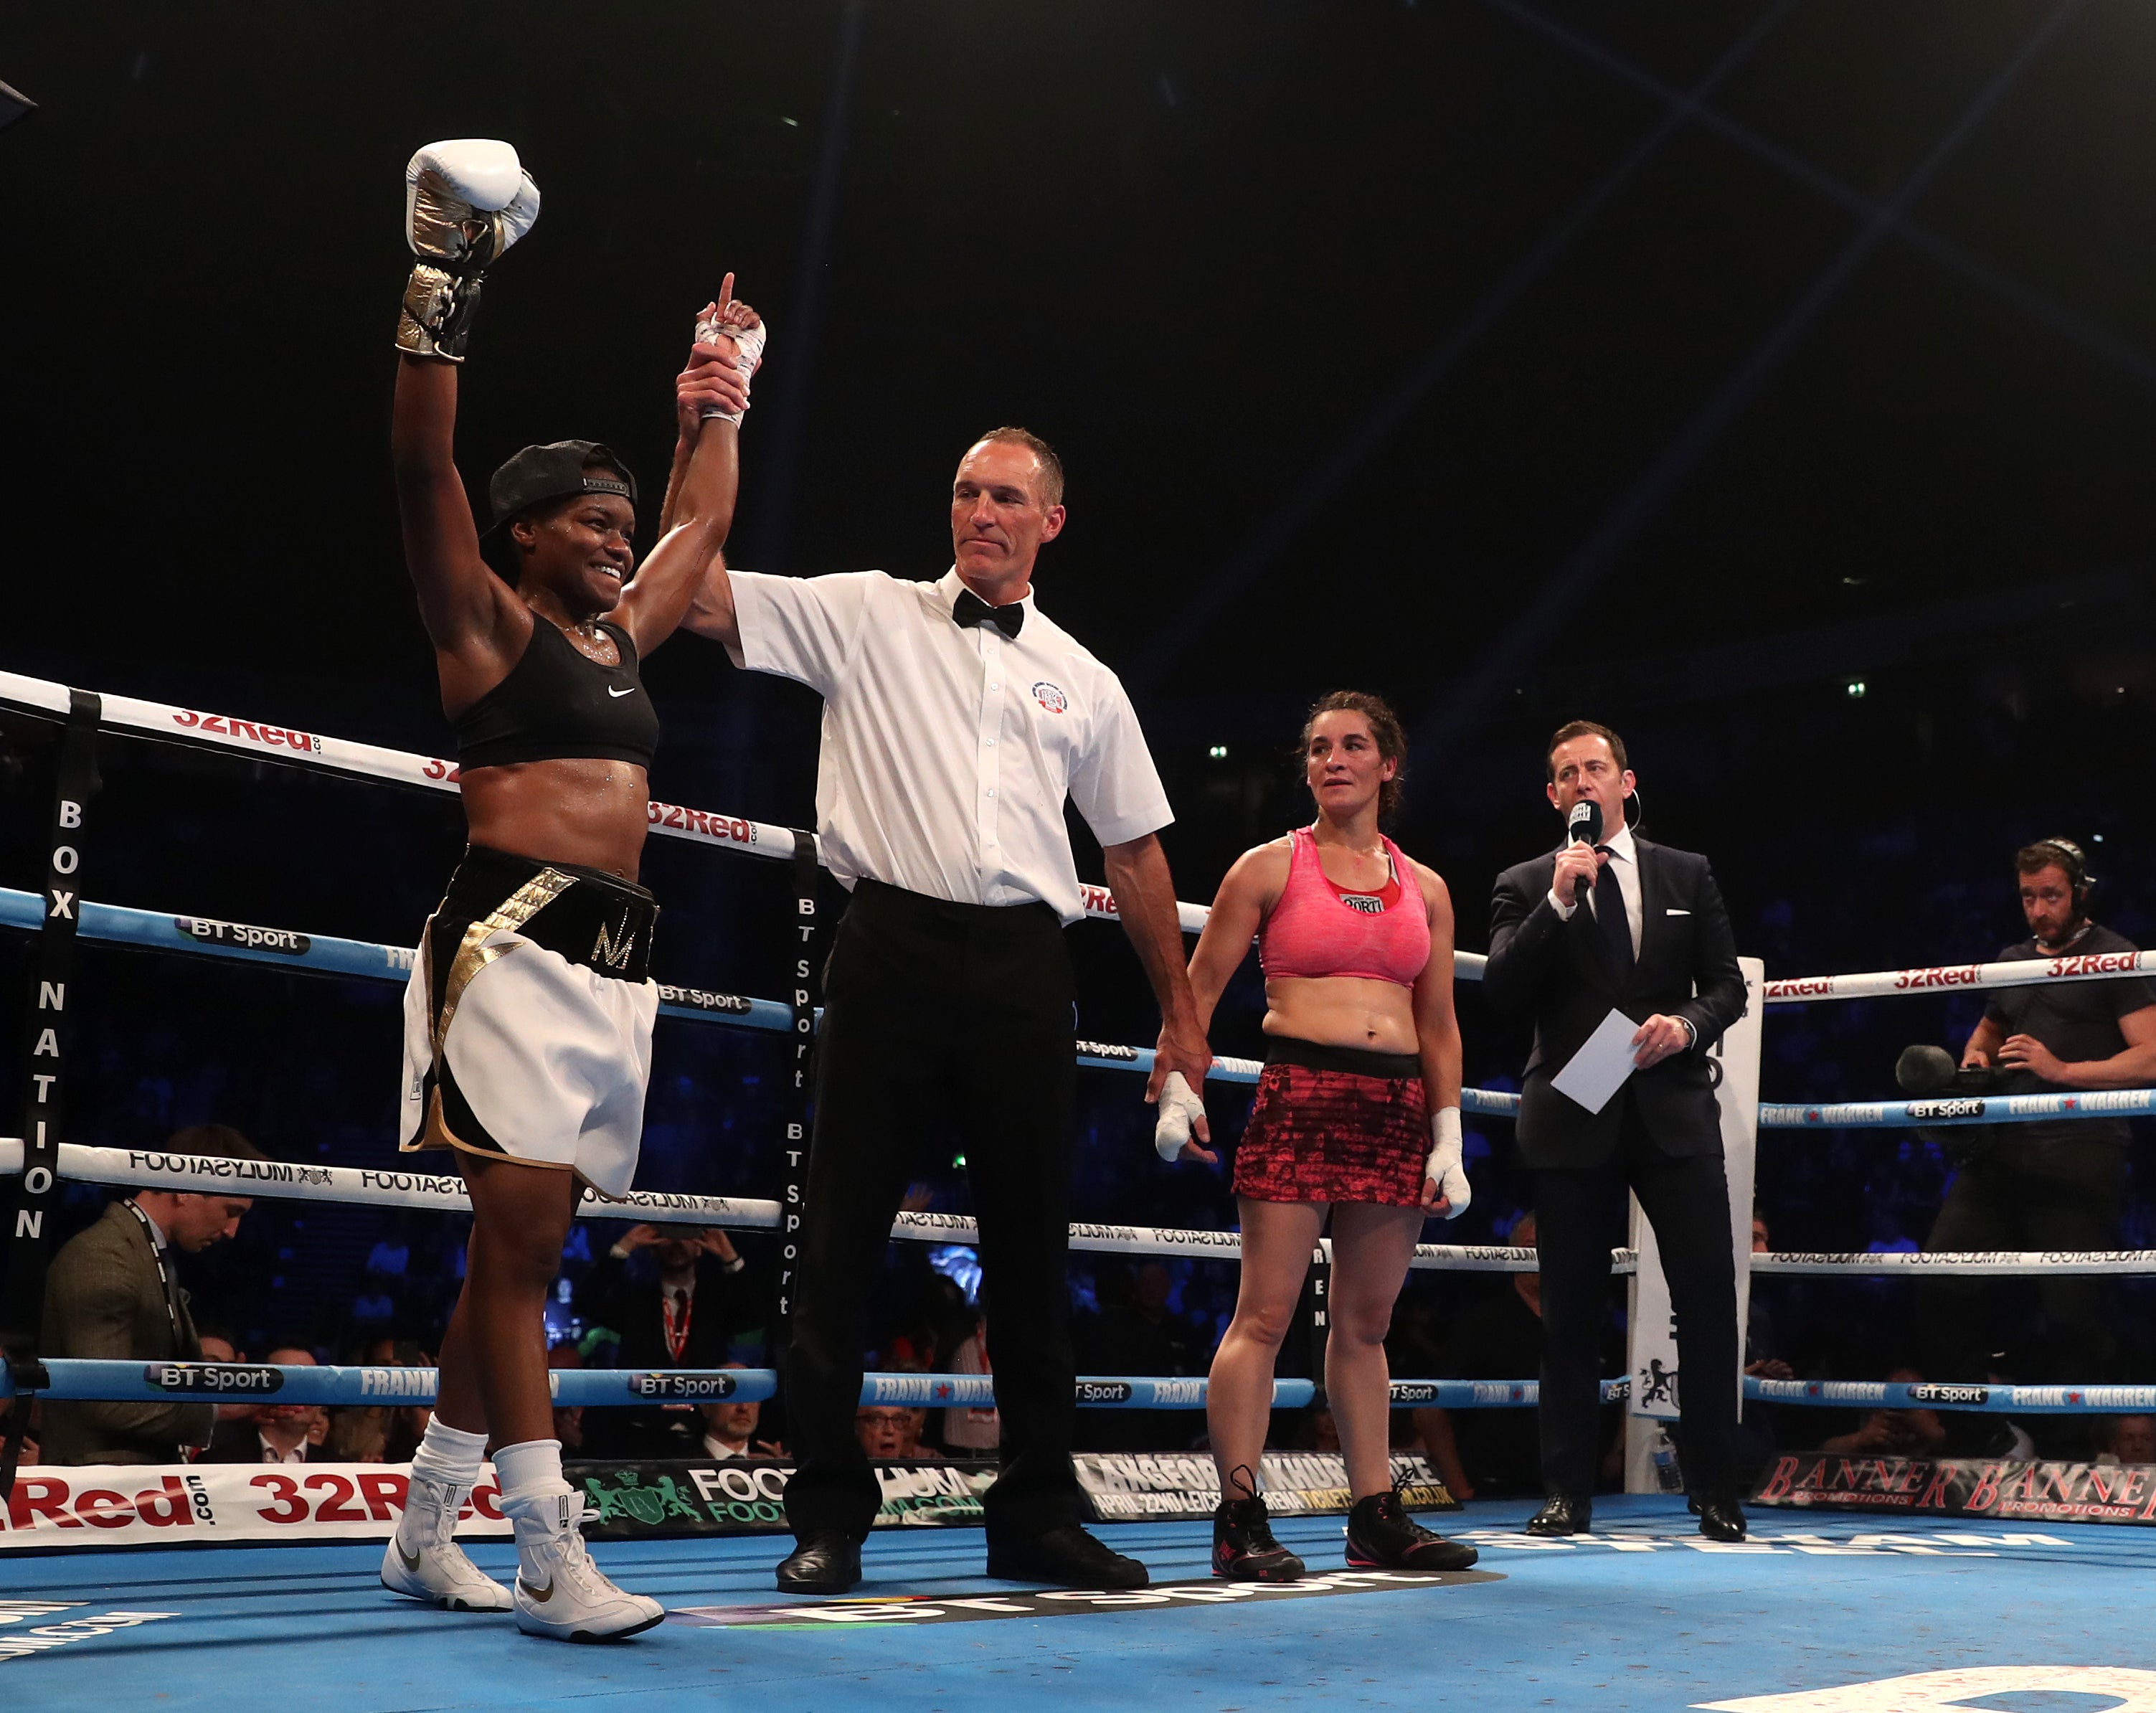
left=1153, top=1070, right=1207, bottom=1163
left=1425, top=1106, right=1470, bottom=1218
left=694, top=302, right=767, bottom=425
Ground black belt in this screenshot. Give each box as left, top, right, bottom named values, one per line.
left=1263, top=1035, right=1421, bottom=1080
left=436, top=845, right=658, bottom=983
left=848, top=876, right=1060, bottom=933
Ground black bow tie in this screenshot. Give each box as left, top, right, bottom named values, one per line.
left=953, top=589, right=1024, bottom=639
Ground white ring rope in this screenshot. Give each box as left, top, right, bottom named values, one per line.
left=10, top=1141, right=2156, bottom=1276
left=1764, top=949, right=2156, bottom=1004
left=19, top=667, right=2155, bottom=1004
left=0, top=668, right=1505, bottom=965
left=7, top=662, right=2154, bottom=1322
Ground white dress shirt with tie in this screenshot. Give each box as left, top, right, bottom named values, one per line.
left=725, top=566, right=1173, bottom=925
left=1547, top=820, right=1694, bottom=1046
left=1547, top=819, right=1642, bottom=954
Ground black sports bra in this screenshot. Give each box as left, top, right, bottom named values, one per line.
left=453, top=618, right=660, bottom=770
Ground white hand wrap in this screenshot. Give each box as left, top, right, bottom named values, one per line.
left=397, top=139, right=541, bottom=362
left=1425, top=1106, right=1470, bottom=1219
left=1154, top=1071, right=1206, bottom=1163
left=693, top=306, right=768, bottom=425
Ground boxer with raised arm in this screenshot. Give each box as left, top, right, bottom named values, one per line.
left=379, top=138, right=761, bottom=1641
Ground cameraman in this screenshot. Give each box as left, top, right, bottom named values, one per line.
left=1921, top=839, right=2156, bottom=1406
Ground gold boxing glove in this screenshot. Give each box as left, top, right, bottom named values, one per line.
left=395, top=139, right=540, bottom=362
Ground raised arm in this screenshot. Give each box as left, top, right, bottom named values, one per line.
left=1481, top=862, right=1567, bottom=1019
left=680, top=543, right=742, bottom=654
left=613, top=286, right=757, bottom=656
left=392, top=357, right=521, bottom=686
left=389, top=139, right=542, bottom=712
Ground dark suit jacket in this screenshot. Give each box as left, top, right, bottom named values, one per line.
left=1484, top=836, right=1747, bottom=1169
left=37, top=1201, right=215, bottom=1465
left=197, top=1419, right=308, bottom=1463
left=579, top=1248, right=762, bottom=1457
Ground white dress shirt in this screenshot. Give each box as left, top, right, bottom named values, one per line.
left=1549, top=821, right=1695, bottom=1045
left=727, top=567, right=1173, bottom=925
left=1549, top=819, right=1642, bottom=957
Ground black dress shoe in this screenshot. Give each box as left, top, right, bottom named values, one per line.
left=1524, top=1494, right=1592, bottom=1536
left=1696, top=1495, right=1747, bottom=1542
left=776, top=1533, right=861, bottom=1594
left=987, top=1524, right=1149, bottom=1590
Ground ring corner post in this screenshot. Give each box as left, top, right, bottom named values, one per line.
left=0, top=687, right=102, bottom=1502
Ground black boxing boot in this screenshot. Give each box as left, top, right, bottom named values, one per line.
left=1345, top=1488, right=1480, bottom=1572
left=1212, top=1485, right=1306, bottom=1582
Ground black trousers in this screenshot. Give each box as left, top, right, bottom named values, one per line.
left=782, top=879, right=1089, bottom=1544
left=1920, top=1137, right=2124, bottom=1389
left=1535, top=1101, right=1739, bottom=1499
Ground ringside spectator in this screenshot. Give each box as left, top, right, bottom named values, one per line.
left=856, top=1404, right=936, bottom=1461
left=1817, top=1368, right=1949, bottom=1460
left=580, top=1223, right=760, bottom=1457
left=194, top=1331, right=257, bottom=1427
left=202, top=1347, right=321, bottom=1463
left=701, top=1367, right=783, bottom=1460
left=326, top=1338, right=430, bottom=1462
left=1921, top=840, right=2156, bottom=1402
left=2096, top=1415, right=2156, bottom=1466
left=1079, top=1262, right=1206, bottom=1453
left=39, top=1125, right=264, bottom=1466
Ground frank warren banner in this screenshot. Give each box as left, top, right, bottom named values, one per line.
left=0, top=1454, right=1455, bottom=1551
left=1752, top=1453, right=2156, bottom=1526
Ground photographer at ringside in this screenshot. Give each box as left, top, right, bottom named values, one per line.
left=1917, top=839, right=2156, bottom=1418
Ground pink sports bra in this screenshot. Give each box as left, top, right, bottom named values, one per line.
left=1258, top=826, right=1431, bottom=987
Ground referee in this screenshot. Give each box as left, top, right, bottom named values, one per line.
left=686, top=428, right=1211, bottom=1593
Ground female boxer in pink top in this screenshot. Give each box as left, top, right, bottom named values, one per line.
left=1173, top=692, right=1476, bottom=1579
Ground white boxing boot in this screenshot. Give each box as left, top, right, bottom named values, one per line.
left=381, top=1471, right=513, bottom=1612
left=506, top=1489, right=664, bottom=1643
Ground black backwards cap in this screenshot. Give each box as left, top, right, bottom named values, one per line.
left=485, top=440, right=638, bottom=536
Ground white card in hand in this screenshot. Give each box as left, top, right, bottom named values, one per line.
left=1549, top=1008, right=1641, bottom=1115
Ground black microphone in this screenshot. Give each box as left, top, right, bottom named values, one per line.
left=1566, top=799, right=1602, bottom=905
left=1895, top=1043, right=2007, bottom=1098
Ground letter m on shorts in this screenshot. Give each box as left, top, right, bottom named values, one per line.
left=592, top=921, right=637, bottom=971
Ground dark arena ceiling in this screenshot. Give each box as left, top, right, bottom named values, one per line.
left=2, top=1, right=2151, bottom=819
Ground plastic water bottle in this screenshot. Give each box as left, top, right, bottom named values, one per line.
left=1651, top=1427, right=1683, bottom=1493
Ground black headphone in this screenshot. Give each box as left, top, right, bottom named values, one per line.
left=2030, top=836, right=2094, bottom=909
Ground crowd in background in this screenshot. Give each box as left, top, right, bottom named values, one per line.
left=9, top=662, right=2156, bottom=1488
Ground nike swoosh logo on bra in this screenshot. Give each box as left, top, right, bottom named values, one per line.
left=607, top=686, right=637, bottom=698
left=520, top=1577, right=554, bottom=1602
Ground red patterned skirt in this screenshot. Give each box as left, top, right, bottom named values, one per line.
left=1233, top=1037, right=1429, bottom=1207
